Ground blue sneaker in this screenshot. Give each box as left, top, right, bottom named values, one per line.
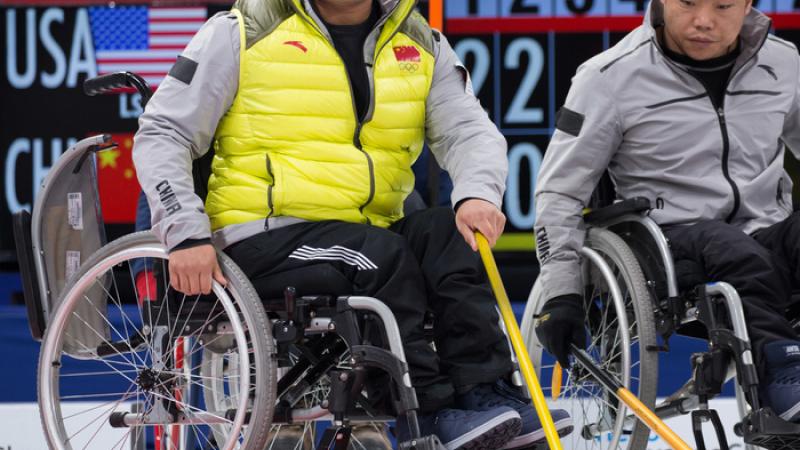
left=762, top=340, right=800, bottom=422
left=457, top=380, right=573, bottom=449
left=395, top=407, right=522, bottom=450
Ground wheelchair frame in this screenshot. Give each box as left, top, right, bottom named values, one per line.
left=587, top=198, right=800, bottom=450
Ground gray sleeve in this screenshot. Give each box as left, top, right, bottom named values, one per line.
left=534, top=64, right=622, bottom=301
left=132, top=12, right=239, bottom=251
left=782, top=52, right=800, bottom=160
left=425, top=33, right=508, bottom=209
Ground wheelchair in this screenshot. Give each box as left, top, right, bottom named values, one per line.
left=520, top=187, right=800, bottom=450
left=12, top=73, right=446, bottom=450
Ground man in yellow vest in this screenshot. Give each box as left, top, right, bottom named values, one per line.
left=133, top=0, right=572, bottom=448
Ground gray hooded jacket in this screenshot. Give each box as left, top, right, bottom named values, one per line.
left=133, top=0, right=507, bottom=251
left=535, top=1, right=800, bottom=301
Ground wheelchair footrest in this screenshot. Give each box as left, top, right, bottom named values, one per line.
left=398, top=435, right=446, bottom=450
left=741, top=408, right=800, bottom=450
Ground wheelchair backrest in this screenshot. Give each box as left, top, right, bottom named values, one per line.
left=31, top=134, right=110, bottom=350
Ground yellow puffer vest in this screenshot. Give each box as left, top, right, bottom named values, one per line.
left=207, top=0, right=435, bottom=231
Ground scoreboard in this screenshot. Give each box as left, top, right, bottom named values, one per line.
left=447, top=0, right=800, bottom=17
left=3, top=0, right=800, bottom=261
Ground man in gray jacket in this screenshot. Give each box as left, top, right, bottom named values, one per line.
left=534, top=0, right=800, bottom=423
left=133, top=0, right=571, bottom=448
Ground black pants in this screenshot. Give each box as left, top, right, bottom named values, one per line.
left=663, top=213, right=800, bottom=371
left=224, top=207, right=513, bottom=413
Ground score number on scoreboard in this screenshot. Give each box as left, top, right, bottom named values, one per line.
left=452, top=34, right=549, bottom=232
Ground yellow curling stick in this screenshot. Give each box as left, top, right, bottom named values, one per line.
left=564, top=347, right=692, bottom=450
left=475, top=232, right=564, bottom=450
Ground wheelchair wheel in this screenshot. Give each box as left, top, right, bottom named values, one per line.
left=38, top=231, right=276, bottom=450
left=521, top=227, right=658, bottom=449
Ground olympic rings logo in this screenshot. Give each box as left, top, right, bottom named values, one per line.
left=398, top=62, right=419, bottom=72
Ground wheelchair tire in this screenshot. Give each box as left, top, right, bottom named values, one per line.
left=521, top=227, right=658, bottom=450
left=37, top=231, right=276, bottom=450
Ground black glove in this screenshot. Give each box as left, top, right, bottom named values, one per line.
left=535, top=294, right=587, bottom=368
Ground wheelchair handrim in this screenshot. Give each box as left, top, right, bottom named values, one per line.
left=39, top=245, right=251, bottom=450
left=522, top=238, right=656, bottom=449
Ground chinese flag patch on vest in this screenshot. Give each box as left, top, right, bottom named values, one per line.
left=393, top=45, right=421, bottom=62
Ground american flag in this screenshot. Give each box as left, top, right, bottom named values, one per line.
left=89, top=6, right=207, bottom=87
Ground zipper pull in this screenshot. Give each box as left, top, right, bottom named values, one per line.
left=717, top=108, right=725, bottom=124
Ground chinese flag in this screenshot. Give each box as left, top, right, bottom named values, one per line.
left=95, top=133, right=140, bottom=223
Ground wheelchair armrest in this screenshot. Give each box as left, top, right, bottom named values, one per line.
left=12, top=210, right=45, bottom=341
left=584, top=197, right=651, bottom=225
